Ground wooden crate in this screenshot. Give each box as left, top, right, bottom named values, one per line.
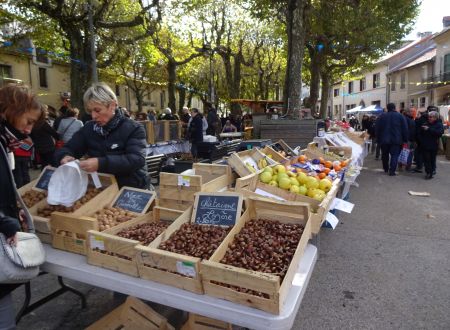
left=45, top=174, right=118, bottom=254
left=235, top=173, right=340, bottom=234
left=86, top=296, right=175, bottom=330
left=87, top=207, right=184, bottom=277
left=261, top=145, right=289, bottom=163
left=145, top=120, right=182, bottom=144
left=136, top=196, right=239, bottom=295
left=158, top=163, right=233, bottom=211
left=29, top=173, right=117, bottom=245
left=201, top=197, right=311, bottom=315
left=303, top=143, right=349, bottom=163
left=181, top=314, right=232, bottom=330
left=227, top=148, right=278, bottom=177
left=344, top=131, right=367, bottom=146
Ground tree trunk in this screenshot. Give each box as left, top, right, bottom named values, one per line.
left=319, top=71, right=330, bottom=119
left=230, top=56, right=242, bottom=116
left=178, top=86, right=186, bottom=114
left=284, top=0, right=307, bottom=117
left=307, top=47, right=321, bottom=111
left=167, top=60, right=177, bottom=112
left=135, top=89, right=143, bottom=112
left=187, top=91, right=193, bottom=108
left=69, top=34, right=89, bottom=115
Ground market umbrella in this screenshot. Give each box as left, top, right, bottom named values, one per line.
left=346, top=105, right=362, bottom=114
left=360, top=105, right=383, bottom=114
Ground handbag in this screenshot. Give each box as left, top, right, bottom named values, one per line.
left=0, top=143, right=45, bottom=283
left=55, top=118, right=76, bottom=149
left=398, top=147, right=410, bottom=165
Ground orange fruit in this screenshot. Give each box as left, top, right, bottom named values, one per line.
left=324, top=161, right=333, bottom=169
left=340, top=160, right=348, bottom=167
left=334, top=165, right=341, bottom=172
left=298, top=155, right=307, bottom=163
left=319, top=157, right=325, bottom=164
left=318, top=172, right=326, bottom=179
left=323, top=168, right=331, bottom=175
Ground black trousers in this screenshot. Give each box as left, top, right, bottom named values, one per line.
left=414, top=144, right=424, bottom=169
left=423, top=149, right=437, bottom=175
left=13, top=156, right=31, bottom=188
left=381, top=144, right=401, bottom=175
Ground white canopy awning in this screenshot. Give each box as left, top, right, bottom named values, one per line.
left=346, top=105, right=362, bottom=114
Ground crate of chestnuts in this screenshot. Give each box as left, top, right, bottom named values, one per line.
left=136, top=192, right=244, bottom=294
left=158, top=163, right=233, bottom=211
left=86, top=206, right=183, bottom=277
left=50, top=186, right=155, bottom=256
left=200, top=197, right=311, bottom=315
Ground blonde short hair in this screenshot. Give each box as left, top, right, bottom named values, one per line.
left=83, top=82, right=117, bottom=107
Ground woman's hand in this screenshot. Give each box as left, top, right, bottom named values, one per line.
left=61, top=155, right=75, bottom=164
left=79, top=158, right=99, bottom=172
left=6, top=234, right=18, bottom=246
left=19, top=209, right=28, bottom=232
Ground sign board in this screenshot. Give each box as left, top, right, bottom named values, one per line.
left=111, top=187, right=156, bottom=214
left=192, top=192, right=243, bottom=226
left=34, top=166, right=56, bottom=191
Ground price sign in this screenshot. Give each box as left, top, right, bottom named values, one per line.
left=112, top=187, right=156, bottom=214
left=192, top=192, right=243, bottom=226
left=34, top=166, right=55, bottom=191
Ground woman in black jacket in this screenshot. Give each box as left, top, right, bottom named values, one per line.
left=188, top=108, right=203, bottom=161
left=30, top=104, right=59, bottom=167
left=55, top=83, right=149, bottom=189
left=420, top=111, right=444, bottom=179
left=0, top=84, right=43, bottom=329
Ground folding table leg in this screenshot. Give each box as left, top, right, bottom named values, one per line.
left=16, top=274, right=87, bottom=324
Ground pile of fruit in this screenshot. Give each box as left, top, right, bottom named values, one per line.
left=244, top=155, right=273, bottom=173
left=21, top=190, right=47, bottom=208
left=258, top=155, right=348, bottom=201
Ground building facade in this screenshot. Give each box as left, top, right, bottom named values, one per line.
left=428, top=27, right=450, bottom=107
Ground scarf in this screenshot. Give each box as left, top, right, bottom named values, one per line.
left=93, top=110, right=124, bottom=137
left=0, top=120, right=28, bottom=152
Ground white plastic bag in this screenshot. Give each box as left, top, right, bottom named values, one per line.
left=47, top=161, right=88, bottom=207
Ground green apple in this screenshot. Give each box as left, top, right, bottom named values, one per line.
left=305, top=176, right=319, bottom=189
left=290, top=177, right=299, bottom=186
left=319, top=178, right=332, bottom=193
left=263, top=166, right=273, bottom=175
left=274, top=164, right=286, bottom=174
left=259, top=171, right=272, bottom=184
left=297, top=172, right=308, bottom=185
left=269, top=180, right=278, bottom=187
left=297, top=185, right=308, bottom=195
left=277, top=172, right=289, bottom=182
left=289, top=185, right=300, bottom=194
left=278, top=177, right=291, bottom=190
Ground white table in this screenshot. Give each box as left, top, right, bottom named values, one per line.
left=42, top=244, right=317, bottom=330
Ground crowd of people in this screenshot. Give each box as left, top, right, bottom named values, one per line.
left=354, top=104, right=445, bottom=179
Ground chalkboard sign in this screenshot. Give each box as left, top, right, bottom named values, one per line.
left=112, top=187, right=156, bottom=214
left=34, top=166, right=55, bottom=191
left=192, top=192, right=243, bottom=226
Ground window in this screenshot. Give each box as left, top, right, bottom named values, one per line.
left=421, top=65, right=428, bottom=81
left=444, top=53, right=450, bottom=81
left=420, top=97, right=426, bottom=108
left=35, top=48, right=49, bottom=64
left=38, top=67, right=48, bottom=88
left=333, top=88, right=339, bottom=97
left=391, top=76, right=396, bottom=91
left=360, top=78, right=366, bottom=91
left=346, top=105, right=351, bottom=110
left=115, top=85, right=120, bottom=96
left=372, top=100, right=381, bottom=106
left=348, top=81, right=353, bottom=94
left=373, top=73, right=380, bottom=88
left=0, top=65, right=12, bottom=78
left=400, top=73, right=406, bottom=89
left=410, top=98, right=415, bottom=106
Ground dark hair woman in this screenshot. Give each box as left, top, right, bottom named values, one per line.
left=0, top=84, right=43, bottom=329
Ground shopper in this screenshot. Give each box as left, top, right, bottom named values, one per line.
left=188, top=108, right=203, bottom=161
left=12, top=138, right=32, bottom=188
left=206, top=103, right=221, bottom=136
left=0, top=84, right=43, bottom=330
left=56, top=82, right=149, bottom=189
left=420, top=111, right=444, bottom=179
left=57, top=107, right=83, bottom=143
left=222, top=120, right=237, bottom=133
left=401, top=109, right=416, bottom=171
left=30, top=104, right=60, bottom=167
left=413, top=106, right=437, bottom=173
left=180, top=106, right=191, bottom=139
left=375, top=103, right=408, bottom=176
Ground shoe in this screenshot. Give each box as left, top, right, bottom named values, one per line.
left=413, top=168, right=423, bottom=173
left=425, top=173, right=433, bottom=180
left=433, top=171, right=436, bottom=175
left=389, top=173, right=397, bottom=176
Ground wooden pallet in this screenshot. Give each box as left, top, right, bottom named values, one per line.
left=201, top=197, right=311, bottom=315
left=227, top=148, right=278, bottom=177
left=181, top=314, right=232, bottom=330
left=86, top=296, right=175, bottom=330
left=235, top=173, right=339, bottom=234
left=87, top=207, right=184, bottom=277
left=158, top=163, right=233, bottom=211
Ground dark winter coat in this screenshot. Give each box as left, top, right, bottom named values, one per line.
left=419, top=120, right=444, bottom=151
left=0, top=126, right=24, bottom=298
left=415, top=113, right=429, bottom=145
left=55, top=118, right=149, bottom=189
left=375, top=110, right=408, bottom=145
left=189, top=115, right=204, bottom=143
left=30, top=121, right=59, bottom=154
left=405, top=116, right=416, bottom=143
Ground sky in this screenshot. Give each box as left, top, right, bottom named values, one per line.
left=406, top=0, right=450, bottom=39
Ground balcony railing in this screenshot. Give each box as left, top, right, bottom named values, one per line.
left=425, top=72, right=450, bottom=89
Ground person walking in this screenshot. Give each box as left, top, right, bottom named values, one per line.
left=420, top=111, right=444, bottom=179
left=375, top=103, right=408, bottom=176
left=402, top=109, right=416, bottom=171
left=413, top=106, right=438, bottom=173
left=188, top=108, right=203, bottom=161
left=0, top=84, right=44, bottom=330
